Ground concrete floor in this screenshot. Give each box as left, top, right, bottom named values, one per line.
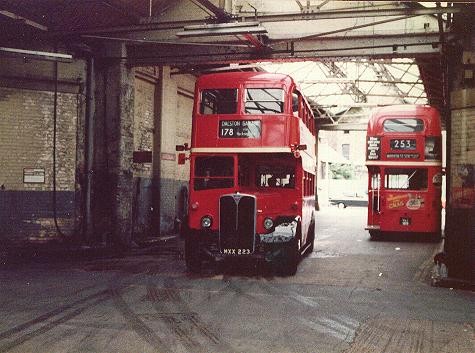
left=0, top=207, right=473, bottom=353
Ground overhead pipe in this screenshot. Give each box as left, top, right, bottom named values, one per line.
left=84, top=56, right=95, bottom=243
left=52, top=57, right=66, bottom=239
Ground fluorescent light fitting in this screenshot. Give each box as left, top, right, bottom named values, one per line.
left=0, top=47, right=73, bottom=62
left=183, top=22, right=261, bottom=30
left=176, top=22, right=267, bottom=38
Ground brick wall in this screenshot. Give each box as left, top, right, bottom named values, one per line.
left=132, top=76, right=155, bottom=238
left=0, top=57, right=85, bottom=243
left=133, top=76, right=155, bottom=177
left=0, top=87, right=77, bottom=191
left=0, top=58, right=196, bottom=242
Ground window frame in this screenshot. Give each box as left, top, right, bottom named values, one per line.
left=244, top=87, right=285, bottom=115
left=383, top=118, right=425, bottom=133
left=199, top=88, right=238, bottom=115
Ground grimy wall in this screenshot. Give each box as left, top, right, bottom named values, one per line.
left=0, top=55, right=85, bottom=243
left=445, top=6, right=475, bottom=282
left=0, top=49, right=196, bottom=244
left=133, top=67, right=194, bottom=240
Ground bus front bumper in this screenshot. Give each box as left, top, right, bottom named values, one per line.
left=198, top=221, right=298, bottom=262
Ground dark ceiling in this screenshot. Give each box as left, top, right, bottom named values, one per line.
left=0, top=0, right=455, bottom=117
left=0, top=0, right=173, bottom=32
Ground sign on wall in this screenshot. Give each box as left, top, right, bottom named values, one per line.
left=23, top=168, right=45, bottom=183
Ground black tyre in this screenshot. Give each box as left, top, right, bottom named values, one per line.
left=281, top=238, right=300, bottom=276
left=306, top=220, right=315, bottom=254
left=185, top=233, right=202, bottom=273
left=429, top=231, right=442, bottom=243
left=179, top=216, right=189, bottom=239
left=369, top=230, right=381, bottom=241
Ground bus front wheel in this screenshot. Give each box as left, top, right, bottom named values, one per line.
left=306, top=219, right=315, bottom=254
left=429, top=231, right=442, bottom=243
left=281, top=238, right=300, bottom=276
left=369, top=230, right=381, bottom=241
left=185, top=233, right=202, bottom=273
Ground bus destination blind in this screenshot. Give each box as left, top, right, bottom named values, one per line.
left=219, top=120, right=261, bottom=138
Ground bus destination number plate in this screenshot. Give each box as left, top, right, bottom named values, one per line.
left=219, top=120, right=261, bottom=138
left=390, top=139, right=416, bottom=150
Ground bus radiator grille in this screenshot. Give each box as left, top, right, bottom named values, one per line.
left=219, top=194, right=256, bottom=253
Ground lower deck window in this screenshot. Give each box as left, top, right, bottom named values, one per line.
left=256, top=165, right=295, bottom=188
left=384, top=168, right=428, bottom=190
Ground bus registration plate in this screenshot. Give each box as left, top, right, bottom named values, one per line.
left=222, top=248, right=251, bottom=255
left=219, top=120, right=261, bottom=138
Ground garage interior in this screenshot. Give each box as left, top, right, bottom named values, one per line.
left=0, top=0, right=473, bottom=287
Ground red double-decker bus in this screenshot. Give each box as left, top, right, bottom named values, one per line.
left=365, top=105, right=443, bottom=240
left=177, top=72, right=317, bottom=275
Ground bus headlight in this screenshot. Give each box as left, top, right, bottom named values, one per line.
left=263, top=217, right=274, bottom=230
left=201, top=216, right=212, bottom=228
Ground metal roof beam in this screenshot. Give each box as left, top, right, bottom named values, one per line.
left=321, top=62, right=367, bottom=103
left=270, top=33, right=442, bottom=59
left=369, top=62, right=407, bottom=103
left=183, top=1, right=266, bottom=50
left=233, top=7, right=460, bottom=23
left=0, top=10, right=48, bottom=31
left=190, top=0, right=234, bottom=22
left=301, top=79, right=422, bottom=85
left=318, top=123, right=368, bottom=131
left=127, top=33, right=442, bottom=66
left=59, top=6, right=459, bottom=36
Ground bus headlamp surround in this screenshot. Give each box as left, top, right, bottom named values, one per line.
left=201, top=216, right=212, bottom=228
left=263, top=217, right=274, bottom=230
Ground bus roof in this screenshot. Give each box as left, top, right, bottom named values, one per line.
left=367, top=104, right=441, bottom=134
left=196, top=72, right=295, bottom=88
left=371, top=104, right=438, bottom=116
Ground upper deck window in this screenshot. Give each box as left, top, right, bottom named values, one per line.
left=383, top=118, right=424, bottom=133
left=245, top=88, right=284, bottom=114
left=200, top=89, right=237, bottom=115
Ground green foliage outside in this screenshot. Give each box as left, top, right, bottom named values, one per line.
left=329, top=163, right=354, bottom=179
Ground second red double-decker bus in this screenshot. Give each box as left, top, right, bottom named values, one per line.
left=365, top=105, right=443, bottom=240
left=177, top=72, right=317, bottom=275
